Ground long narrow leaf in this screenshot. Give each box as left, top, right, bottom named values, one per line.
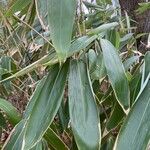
left=3, top=62, right=69, bottom=149
left=1, top=35, right=96, bottom=83
left=0, top=98, right=21, bottom=125
left=106, top=102, right=125, bottom=131
left=23, top=62, right=69, bottom=149
left=3, top=120, right=26, bottom=150
left=0, top=51, right=57, bottom=83
left=68, top=35, right=97, bottom=56
left=87, top=22, right=119, bottom=35
left=114, top=75, right=150, bottom=150
left=68, top=60, right=101, bottom=150
left=100, top=39, right=130, bottom=110
left=48, top=0, right=77, bottom=61
left=6, top=0, right=31, bottom=16
left=141, top=52, right=150, bottom=85
left=44, top=128, right=69, bottom=150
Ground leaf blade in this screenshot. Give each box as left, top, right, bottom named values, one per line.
left=0, top=98, right=21, bottom=125
left=68, top=60, right=101, bottom=150
left=100, top=39, right=130, bottom=110
left=114, top=75, right=150, bottom=150
left=48, top=0, right=77, bottom=61
left=6, top=0, right=31, bottom=16
left=23, top=62, right=69, bottom=149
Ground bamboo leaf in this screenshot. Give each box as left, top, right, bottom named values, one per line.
left=36, top=0, right=48, bottom=29
left=48, top=0, right=77, bottom=61
left=44, top=128, right=69, bottom=150
left=88, top=49, right=106, bottom=80
left=107, top=30, right=120, bottom=49
left=30, top=139, right=48, bottom=150
left=123, top=56, right=139, bottom=71
left=0, top=112, right=6, bottom=128
left=0, top=51, right=58, bottom=83
left=68, top=59, right=101, bottom=150
left=100, top=39, right=130, bottom=110
left=0, top=98, right=21, bottom=125
left=114, top=75, right=150, bottom=150
left=3, top=62, right=69, bottom=149
left=3, top=120, right=26, bottom=150
left=129, top=73, right=142, bottom=104
left=106, top=102, right=125, bottom=131
left=6, top=0, right=32, bottom=16
left=142, top=52, right=150, bottom=84
left=0, top=35, right=96, bottom=83
left=68, top=35, right=97, bottom=56
left=23, top=62, right=69, bottom=149
left=87, top=22, right=119, bottom=35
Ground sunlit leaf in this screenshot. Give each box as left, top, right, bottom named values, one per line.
left=48, top=0, right=77, bottom=61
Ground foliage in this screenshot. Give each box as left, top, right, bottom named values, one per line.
left=136, top=2, right=150, bottom=14
left=0, top=0, right=150, bottom=149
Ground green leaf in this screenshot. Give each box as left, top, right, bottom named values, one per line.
left=6, top=0, right=32, bottom=16
left=3, top=120, right=26, bottom=150
left=23, top=62, right=69, bottom=149
left=36, top=0, right=48, bottom=28
left=129, top=72, right=142, bottom=105
left=0, top=51, right=58, bottom=83
left=101, top=136, right=115, bottom=150
left=106, top=102, right=125, bottom=131
left=3, top=78, right=45, bottom=149
left=142, top=52, right=150, bottom=84
left=100, top=39, right=130, bottom=110
left=68, top=35, right=98, bottom=56
left=68, top=59, right=101, bottom=150
left=30, top=139, right=49, bottom=150
left=44, top=127, right=69, bottom=150
left=3, top=62, right=69, bottom=149
left=136, top=2, right=150, bottom=14
left=114, top=75, right=150, bottom=150
left=88, top=49, right=106, bottom=80
left=4, top=122, right=69, bottom=150
left=0, top=98, right=21, bottom=125
left=119, top=33, right=133, bottom=50
left=1, top=56, right=12, bottom=72
left=107, top=30, right=120, bottom=49
left=58, top=100, right=69, bottom=130
left=0, top=112, right=6, bottom=128
left=48, top=0, right=77, bottom=61
left=3, top=121, right=48, bottom=150
left=123, top=56, right=139, bottom=71
left=83, top=1, right=102, bottom=9
left=1, top=35, right=96, bottom=83
left=87, top=22, right=119, bottom=35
